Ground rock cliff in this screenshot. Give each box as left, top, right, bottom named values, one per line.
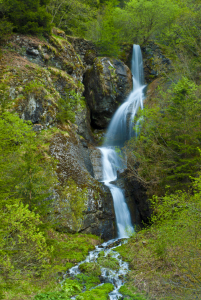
left=0, top=30, right=156, bottom=239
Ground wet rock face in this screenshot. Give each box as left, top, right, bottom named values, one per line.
left=49, top=130, right=115, bottom=240
left=84, top=57, right=133, bottom=129
left=114, top=171, right=151, bottom=226
left=20, top=91, right=57, bottom=125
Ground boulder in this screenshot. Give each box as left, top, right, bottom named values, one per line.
left=84, top=57, right=132, bottom=129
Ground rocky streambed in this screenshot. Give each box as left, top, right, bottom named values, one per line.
left=64, top=238, right=130, bottom=300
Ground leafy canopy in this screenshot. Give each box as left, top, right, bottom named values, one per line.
left=2, top=0, right=52, bottom=34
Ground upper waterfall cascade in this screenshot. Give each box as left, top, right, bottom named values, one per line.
left=99, top=45, right=146, bottom=239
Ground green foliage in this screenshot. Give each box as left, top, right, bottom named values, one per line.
left=158, top=1, right=201, bottom=81
left=2, top=0, right=52, bottom=34
left=75, top=273, right=100, bottom=290
left=0, top=111, right=57, bottom=213
left=0, top=111, right=58, bottom=296
left=47, top=0, right=97, bottom=37
left=46, top=232, right=99, bottom=273
left=119, top=285, right=148, bottom=300
left=0, top=202, right=52, bottom=279
left=126, top=77, right=201, bottom=196
left=86, top=0, right=180, bottom=55
left=57, top=90, right=86, bottom=124
left=86, top=3, right=121, bottom=57
left=34, top=281, right=113, bottom=300
left=117, top=175, right=201, bottom=298
left=121, top=0, right=179, bottom=45
left=0, top=18, right=13, bottom=41
left=34, top=280, right=82, bottom=300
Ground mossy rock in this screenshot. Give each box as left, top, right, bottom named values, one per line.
left=79, top=262, right=101, bottom=277
left=97, top=253, right=119, bottom=270
left=84, top=49, right=96, bottom=65
left=76, top=273, right=100, bottom=291
left=76, top=283, right=114, bottom=300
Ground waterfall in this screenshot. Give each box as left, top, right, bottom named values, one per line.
left=67, top=45, right=146, bottom=300
left=99, top=45, right=146, bottom=238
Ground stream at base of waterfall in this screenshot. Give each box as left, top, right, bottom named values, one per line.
left=66, top=45, right=146, bottom=300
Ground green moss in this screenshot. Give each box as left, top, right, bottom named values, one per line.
left=79, top=262, right=101, bottom=277
left=76, top=283, right=114, bottom=300
left=76, top=273, right=100, bottom=290
left=97, top=252, right=119, bottom=270
left=45, top=231, right=101, bottom=275
left=52, top=34, right=67, bottom=42
left=119, top=285, right=148, bottom=300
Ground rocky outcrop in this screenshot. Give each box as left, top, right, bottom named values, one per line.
left=66, top=36, right=97, bottom=67
left=1, top=32, right=94, bottom=141
left=84, top=57, right=133, bottom=128
left=49, top=127, right=115, bottom=240
left=0, top=32, right=116, bottom=239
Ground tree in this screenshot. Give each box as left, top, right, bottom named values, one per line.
left=47, top=0, right=97, bottom=36
left=0, top=202, right=52, bottom=281
left=2, top=0, right=52, bottom=34
left=121, top=0, right=179, bottom=45
left=125, top=77, right=201, bottom=196
left=86, top=1, right=121, bottom=56
left=0, top=112, right=57, bottom=292
left=0, top=111, right=57, bottom=214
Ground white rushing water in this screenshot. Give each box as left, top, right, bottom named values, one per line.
left=99, top=45, right=146, bottom=239
left=67, top=45, right=146, bottom=300
left=67, top=239, right=129, bottom=300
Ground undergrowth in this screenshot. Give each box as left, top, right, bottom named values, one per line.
left=2, top=232, right=100, bottom=300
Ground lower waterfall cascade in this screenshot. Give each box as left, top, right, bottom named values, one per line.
left=67, top=45, right=146, bottom=300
